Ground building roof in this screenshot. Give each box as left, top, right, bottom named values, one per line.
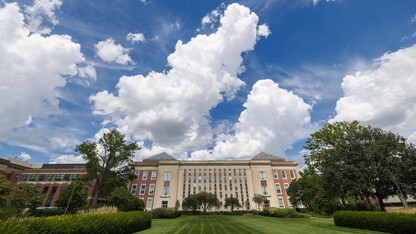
left=4, top=158, right=42, bottom=169
left=251, top=152, right=285, bottom=161
left=143, top=152, right=177, bottom=161
left=41, top=164, right=86, bottom=170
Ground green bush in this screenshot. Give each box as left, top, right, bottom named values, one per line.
left=259, top=208, right=304, bottom=218
left=107, top=187, right=144, bottom=212
left=24, top=208, right=67, bottom=217
left=151, top=208, right=180, bottom=218
left=0, top=211, right=151, bottom=234
left=334, top=211, right=416, bottom=234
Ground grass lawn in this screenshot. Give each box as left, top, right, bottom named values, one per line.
left=136, top=215, right=383, bottom=234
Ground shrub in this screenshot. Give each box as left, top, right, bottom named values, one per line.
left=24, top=208, right=66, bottom=217
left=77, top=206, right=118, bottom=215
left=107, top=187, right=144, bottom=212
left=0, top=211, right=151, bottom=234
left=151, top=208, right=180, bottom=218
left=259, top=208, right=304, bottom=218
left=334, top=211, right=416, bottom=234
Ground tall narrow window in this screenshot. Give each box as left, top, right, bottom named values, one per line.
left=278, top=197, right=285, bottom=208
left=142, top=171, right=148, bottom=180
left=140, top=184, right=146, bottom=195
left=261, top=186, right=268, bottom=196
left=45, top=186, right=58, bottom=207
left=146, top=198, right=153, bottom=209
left=281, top=171, right=287, bottom=179
left=259, top=172, right=266, bottom=180
left=275, top=184, right=282, bottom=194
left=134, top=170, right=140, bottom=178
left=131, top=184, right=137, bottom=195
left=289, top=170, right=295, bottom=179
left=163, top=186, right=169, bottom=196
left=164, top=172, right=171, bottom=181
left=151, top=171, right=157, bottom=180
left=287, top=198, right=293, bottom=208
left=273, top=170, right=278, bottom=179
left=284, top=183, right=289, bottom=194
left=149, top=184, right=155, bottom=195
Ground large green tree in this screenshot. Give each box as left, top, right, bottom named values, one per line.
left=287, top=172, right=321, bottom=209
left=75, top=129, right=140, bottom=204
left=252, top=194, right=268, bottom=211
left=107, top=187, right=144, bottom=212
left=304, top=121, right=415, bottom=211
left=182, top=194, right=198, bottom=212
left=55, top=181, right=88, bottom=211
left=10, top=183, right=43, bottom=211
left=0, top=175, right=12, bottom=208
left=196, top=192, right=218, bottom=212
left=224, top=197, right=240, bottom=212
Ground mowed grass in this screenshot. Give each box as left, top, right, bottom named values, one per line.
left=137, top=215, right=383, bottom=234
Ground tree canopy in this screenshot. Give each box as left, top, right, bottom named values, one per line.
left=252, top=194, right=268, bottom=211
left=107, top=187, right=144, bottom=212
left=55, top=181, right=88, bottom=211
left=224, top=197, right=240, bottom=212
left=182, top=194, right=198, bottom=212
left=10, top=183, right=43, bottom=211
left=196, top=192, right=218, bottom=212
left=75, top=129, right=140, bottom=204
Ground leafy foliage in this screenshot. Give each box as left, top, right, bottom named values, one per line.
left=151, top=207, right=181, bottom=218
left=224, top=197, right=240, bottom=212
left=196, top=192, right=219, bottom=212
left=10, top=183, right=43, bottom=211
left=287, top=172, right=321, bottom=209
left=252, top=195, right=268, bottom=211
left=245, top=200, right=250, bottom=211
left=174, top=200, right=180, bottom=211
left=182, top=194, right=198, bottom=212
left=0, top=211, right=152, bottom=234
left=334, top=211, right=416, bottom=234
left=55, top=181, right=88, bottom=211
left=107, top=187, right=144, bottom=212
left=0, top=174, right=12, bottom=207
left=75, top=129, right=140, bottom=204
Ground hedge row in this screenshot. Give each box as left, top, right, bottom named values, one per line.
left=179, top=210, right=254, bottom=215
left=334, top=211, right=416, bottom=234
left=151, top=208, right=181, bottom=218
left=260, top=208, right=304, bottom=218
left=0, top=211, right=151, bottom=234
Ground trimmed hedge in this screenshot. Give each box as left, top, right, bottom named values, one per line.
left=260, top=208, right=304, bottom=218
left=0, top=211, right=151, bottom=234
left=24, top=208, right=67, bottom=217
left=151, top=208, right=181, bottom=218
left=334, top=211, right=416, bottom=234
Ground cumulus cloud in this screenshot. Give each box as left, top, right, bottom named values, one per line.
left=331, top=44, right=416, bottom=143
left=0, top=3, right=87, bottom=142
left=91, top=3, right=270, bottom=158
left=24, top=0, right=63, bottom=34
left=191, top=79, right=313, bottom=160
left=126, top=32, right=145, bottom=43
left=16, top=152, right=31, bottom=162
left=94, top=38, right=133, bottom=64
left=77, top=64, right=97, bottom=80
left=257, top=24, right=270, bottom=38
left=50, top=154, right=86, bottom=164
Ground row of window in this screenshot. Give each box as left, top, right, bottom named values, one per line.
left=260, top=170, right=296, bottom=181
left=16, top=174, right=81, bottom=182
left=131, top=184, right=155, bottom=195
left=134, top=170, right=157, bottom=180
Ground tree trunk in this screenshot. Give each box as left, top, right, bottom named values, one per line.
left=377, top=196, right=386, bottom=212
left=397, top=190, right=409, bottom=208
left=366, top=196, right=376, bottom=211
left=340, top=195, right=347, bottom=207
left=92, top=183, right=100, bottom=205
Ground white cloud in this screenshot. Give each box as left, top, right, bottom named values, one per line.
left=24, top=0, right=63, bottom=34
left=50, top=154, right=86, bottom=164
left=91, top=3, right=270, bottom=156
left=312, top=0, right=336, bottom=7
left=126, top=32, right=145, bottom=43
left=16, top=152, right=32, bottom=162
left=0, top=3, right=86, bottom=142
left=191, top=79, right=313, bottom=160
left=331, top=44, right=416, bottom=143
left=94, top=38, right=133, bottom=65
left=257, top=24, right=270, bottom=38
left=77, top=64, right=97, bottom=80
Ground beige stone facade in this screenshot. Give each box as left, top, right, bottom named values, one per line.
left=129, top=152, right=301, bottom=211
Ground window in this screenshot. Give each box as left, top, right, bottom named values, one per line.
left=278, top=198, right=285, bottom=208
left=164, top=172, right=171, bottom=181
left=150, top=171, right=156, bottom=180
left=273, top=170, right=278, bottom=179
left=142, top=171, right=148, bottom=180
left=259, top=172, right=266, bottom=181
left=63, top=174, right=71, bottom=181
left=140, top=184, right=146, bottom=195
left=47, top=174, right=55, bottom=181
left=134, top=170, right=140, bottom=178
left=261, top=186, right=268, bottom=196
left=146, top=198, right=153, bottom=209
left=38, top=174, right=46, bottom=181
left=13, top=175, right=19, bottom=182
left=275, top=184, right=282, bottom=194
left=45, top=186, right=58, bottom=207
left=149, top=184, right=155, bottom=195
left=55, top=174, right=63, bottom=181
left=42, top=186, right=49, bottom=194
left=284, top=183, right=289, bottom=194
left=281, top=171, right=287, bottom=179
left=30, top=174, right=38, bottom=181
left=290, top=170, right=295, bottom=179
left=72, top=174, right=80, bottom=180
left=131, top=184, right=137, bottom=195
left=287, top=198, right=293, bottom=208
left=161, top=201, right=168, bottom=207
left=163, top=186, right=169, bottom=196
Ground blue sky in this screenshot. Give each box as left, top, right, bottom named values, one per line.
left=1, top=0, right=416, bottom=167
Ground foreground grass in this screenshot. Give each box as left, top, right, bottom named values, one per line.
left=137, top=215, right=383, bottom=234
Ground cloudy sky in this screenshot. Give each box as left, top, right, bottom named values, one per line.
left=1, top=0, right=416, bottom=166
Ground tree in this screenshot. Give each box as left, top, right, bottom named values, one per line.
left=224, top=197, right=240, bottom=212
left=174, top=200, right=180, bottom=211
left=304, top=121, right=416, bottom=211
left=75, top=129, right=140, bottom=204
left=196, top=192, right=218, bottom=212
left=55, top=181, right=88, bottom=211
left=0, top=174, right=12, bottom=207
left=107, top=187, right=144, bottom=212
left=252, top=195, right=268, bottom=211
left=10, top=183, right=43, bottom=212
left=245, top=200, right=250, bottom=212
left=287, top=172, right=321, bottom=209
left=215, top=200, right=221, bottom=211
left=182, top=194, right=198, bottom=212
